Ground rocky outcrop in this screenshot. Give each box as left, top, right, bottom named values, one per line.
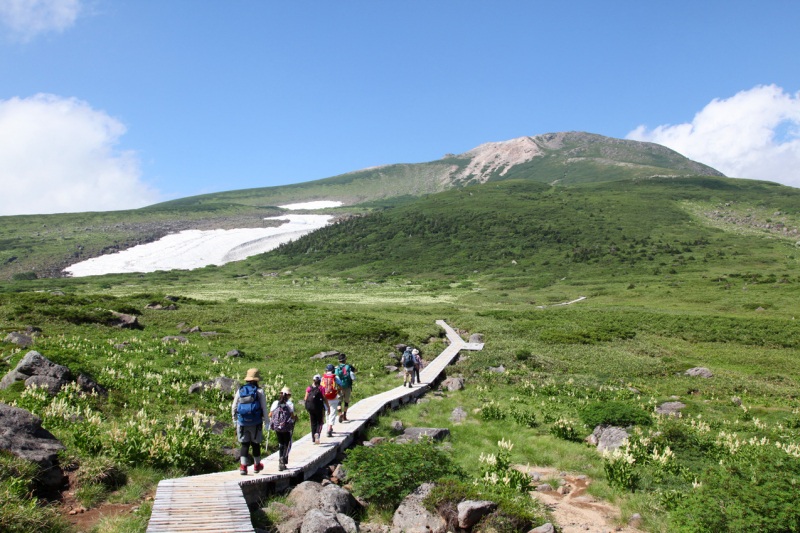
left=655, top=401, right=686, bottom=416
left=289, top=481, right=360, bottom=516
left=392, top=483, right=446, bottom=533
left=441, top=377, right=465, bottom=391
left=395, top=427, right=450, bottom=444
left=4, top=331, right=34, bottom=348
left=1, top=350, right=72, bottom=394
left=457, top=500, right=497, bottom=529
left=685, top=367, right=713, bottom=378
left=188, top=376, right=238, bottom=395
left=0, top=403, right=65, bottom=490
left=267, top=481, right=362, bottom=533
left=586, top=425, right=629, bottom=452
left=0, top=350, right=104, bottom=396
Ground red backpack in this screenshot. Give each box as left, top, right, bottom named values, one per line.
left=320, top=373, right=338, bottom=400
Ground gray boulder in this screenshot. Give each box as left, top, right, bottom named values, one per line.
left=488, top=365, right=505, bottom=374
left=392, top=483, right=446, bottom=533
left=685, top=367, right=713, bottom=378
left=587, top=425, right=629, bottom=452
left=655, top=401, right=686, bottom=416
left=395, top=427, right=450, bottom=444
left=299, top=509, right=346, bottom=533
left=530, top=523, right=555, bottom=533
left=441, top=377, right=465, bottom=391
left=0, top=403, right=65, bottom=489
left=311, top=350, right=341, bottom=360
left=468, top=333, right=484, bottom=344
left=288, top=481, right=360, bottom=517
left=188, top=376, right=238, bottom=395
left=0, top=350, right=72, bottom=394
left=77, top=373, right=107, bottom=396
left=110, top=311, right=141, bottom=329
left=161, top=335, right=188, bottom=344
left=4, top=332, right=34, bottom=347
left=457, top=500, right=497, bottom=529
left=450, top=407, right=467, bottom=424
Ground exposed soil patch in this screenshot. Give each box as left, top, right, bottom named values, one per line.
left=520, top=467, right=645, bottom=533
left=64, top=502, right=138, bottom=532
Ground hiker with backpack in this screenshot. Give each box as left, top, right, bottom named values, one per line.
left=335, top=353, right=356, bottom=422
left=231, top=368, right=269, bottom=475
left=412, top=348, right=422, bottom=385
left=269, top=386, right=297, bottom=471
left=321, top=363, right=341, bottom=437
left=303, top=374, right=330, bottom=444
left=401, top=347, right=415, bottom=387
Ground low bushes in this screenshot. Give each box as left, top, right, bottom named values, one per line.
left=343, top=440, right=462, bottom=509
left=580, top=401, right=652, bottom=428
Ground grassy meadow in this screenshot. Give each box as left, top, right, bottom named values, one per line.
left=2, top=261, right=800, bottom=531
left=1, top=172, right=800, bottom=532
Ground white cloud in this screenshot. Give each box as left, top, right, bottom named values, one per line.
left=0, top=94, right=160, bottom=216
left=0, top=0, right=81, bottom=41
left=627, top=85, right=800, bottom=189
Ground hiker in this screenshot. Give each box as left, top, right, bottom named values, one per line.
left=401, top=346, right=415, bottom=387
left=231, top=368, right=269, bottom=475
left=412, top=348, right=422, bottom=385
left=321, top=363, right=341, bottom=437
left=335, top=353, right=356, bottom=422
left=269, top=386, right=297, bottom=471
left=303, top=374, right=330, bottom=444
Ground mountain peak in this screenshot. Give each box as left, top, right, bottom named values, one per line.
left=446, top=131, right=723, bottom=184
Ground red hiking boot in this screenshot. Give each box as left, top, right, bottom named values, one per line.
left=239, top=464, right=247, bottom=475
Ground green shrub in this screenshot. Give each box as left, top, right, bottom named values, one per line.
left=670, top=444, right=800, bottom=532
left=509, top=406, right=539, bottom=428
left=580, top=401, right=652, bottom=428
left=480, top=401, right=506, bottom=421
left=549, top=418, right=582, bottom=442
left=0, top=453, right=69, bottom=533
left=343, top=440, right=462, bottom=508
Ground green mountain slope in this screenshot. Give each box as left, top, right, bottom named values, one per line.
left=248, top=176, right=799, bottom=284
left=151, top=132, right=723, bottom=209
left=0, top=131, right=742, bottom=281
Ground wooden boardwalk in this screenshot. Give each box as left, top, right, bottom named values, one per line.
left=147, top=320, right=483, bottom=532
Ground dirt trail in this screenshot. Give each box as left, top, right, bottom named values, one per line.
left=521, top=467, right=645, bottom=533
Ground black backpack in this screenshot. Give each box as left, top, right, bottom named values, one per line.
left=305, top=386, right=324, bottom=414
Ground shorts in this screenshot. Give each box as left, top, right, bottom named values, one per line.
left=237, top=424, right=263, bottom=444
left=339, top=387, right=352, bottom=404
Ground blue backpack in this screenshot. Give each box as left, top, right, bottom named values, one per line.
left=402, top=350, right=415, bottom=368
left=336, top=364, right=354, bottom=388
left=237, top=384, right=263, bottom=426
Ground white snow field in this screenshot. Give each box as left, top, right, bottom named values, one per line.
left=64, top=213, right=335, bottom=277
left=279, top=200, right=342, bottom=210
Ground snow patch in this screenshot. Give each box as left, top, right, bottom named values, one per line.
left=64, top=214, right=334, bottom=277
left=279, top=200, right=343, bottom=210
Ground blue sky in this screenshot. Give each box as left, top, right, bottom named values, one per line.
left=1, top=1, right=799, bottom=215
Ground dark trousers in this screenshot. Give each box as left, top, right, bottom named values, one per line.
left=276, top=431, right=291, bottom=463
left=240, top=442, right=261, bottom=459
left=413, top=367, right=421, bottom=384
left=309, top=410, right=324, bottom=437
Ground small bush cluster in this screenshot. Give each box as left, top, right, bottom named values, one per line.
left=580, top=401, right=652, bottom=428
left=343, top=439, right=462, bottom=508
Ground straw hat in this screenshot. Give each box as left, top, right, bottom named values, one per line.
left=244, top=368, right=261, bottom=382
left=280, top=386, right=291, bottom=395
